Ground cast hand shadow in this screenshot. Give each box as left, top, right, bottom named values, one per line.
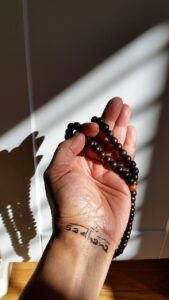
left=0, top=132, right=44, bottom=261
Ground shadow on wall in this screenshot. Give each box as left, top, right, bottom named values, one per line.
left=0, top=132, right=44, bottom=261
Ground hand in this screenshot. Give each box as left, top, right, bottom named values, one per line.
left=19, top=97, right=137, bottom=300
left=45, top=97, right=137, bottom=252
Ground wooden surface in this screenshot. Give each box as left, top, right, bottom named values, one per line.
left=100, top=259, right=169, bottom=300
left=1, top=260, right=169, bottom=300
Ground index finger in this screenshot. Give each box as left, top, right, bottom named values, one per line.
left=101, top=97, right=123, bottom=130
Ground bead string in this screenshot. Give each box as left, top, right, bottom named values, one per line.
left=65, top=117, right=139, bottom=258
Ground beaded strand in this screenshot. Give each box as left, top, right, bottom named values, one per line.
left=65, top=117, right=139, bottom=258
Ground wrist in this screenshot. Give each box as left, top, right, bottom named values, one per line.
left=20, top=223, right=115, bottom=300
left=41, top=224, right=115, bottom=300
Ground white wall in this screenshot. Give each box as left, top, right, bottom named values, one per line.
left=0, top=0, right=169, bottom=261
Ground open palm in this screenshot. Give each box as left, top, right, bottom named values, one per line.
left=46, top=98, right=137, bottom=251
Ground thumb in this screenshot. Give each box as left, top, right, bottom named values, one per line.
left=52, top=132, right=86, bottom=166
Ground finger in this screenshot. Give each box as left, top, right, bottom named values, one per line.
left=123, top=125, right=137, bottom=159
left=51, top=122, right=100, bottom=167
left=51, top=133, right=86, bottom=167
left=81, top=122, right=99, bottom=137
left=113, top=104, right=131, bottom=145
left=81, top=123, right=101, bottom=161
left=81, top=122, right=101, bottom=161
left=101, top=97, right=123, bottom=130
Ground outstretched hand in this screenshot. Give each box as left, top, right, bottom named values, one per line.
left=19, top=99, right=137, bottom=300
left=45, top=97, right=137, bottom=253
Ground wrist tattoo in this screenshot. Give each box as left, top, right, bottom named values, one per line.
left=64, top=223, right=110, bottom=253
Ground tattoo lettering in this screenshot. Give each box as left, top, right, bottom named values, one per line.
left=72, top=227, right=79, bottom=233
left=64, top=223, right=110, bottom=253
left=65, top=224, right=72, bottom=231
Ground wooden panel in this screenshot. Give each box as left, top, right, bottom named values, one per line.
left=161, top=231, right=169, bottom=258
left=1, top=263, right=36, bottom=300
left=1, top=260, right=169, bottom=300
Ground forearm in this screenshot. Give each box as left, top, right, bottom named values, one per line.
left=19, top=224, right=115, bottom=300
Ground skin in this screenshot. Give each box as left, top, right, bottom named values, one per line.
left=19, top=97, right=137, bottom=300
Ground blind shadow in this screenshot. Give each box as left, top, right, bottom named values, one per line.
left=0, top=132, right=44, bottom=261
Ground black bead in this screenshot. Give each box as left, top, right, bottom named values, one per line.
left=109, top=161, right=117, bottom=168
left=118, top=248, right=123, bottom=253
left=131, top=191, right=137, bottom=196
left=129, top=213, right=134, bottom=219
left=131, top=207, right=135, bottom=213
left=65, top=129, right=73, bottom=137
left=97, top=117, right=104, bottom=124
left=129, top=214, right=134, bottom=221
left=125, top=155, right=131, bottom=162
left=129, top=215, right=134, bottom=221
left=117, top=248, right=123, bottom=254
left=95, top=146, right=102, bottom=154
left=106, top=130, right=113, bottom=138
left=124, top=171, right=130, bottom=178
left=91, top=140, right=98, bottom=147
left=110, top=137, right=118, bottom=145
left=91, top=116, right=98, bottom=123
left=100, top=152, right=106, bottom=159
left=68, top=123, right=75, bottom=130
left=104, top=156, right=113, bottom=163
left=131, top=205, right=135, bottom=214
left=120, top=244, right=126, bottom=250
left=86, top=137, right=92, bottom=146
left=100, top=123, right=109, bottom=132
left=119, top=149, right=127, bottom=157
left=65, top=133, right=70, bottom=139
left=133, top=174, right=139, bottom=180
left=116, top=165, right=124, bottom=173
left=74, top=122, right=81, bottom=130
left=90, top=140, right=95, bottom=147
left=92, top=145, right=99, bottom=152
left=128, top=178, right=135, bottom=184
left=114, top=143, right=122, bottom=151
left=122, top=239, right=128, bottom=245
left=131, top=196, right=136, bottom=202
left=132, top=167, right=139, bottom=174
left=126, top=234, right=131, bottom=239
left=130, top=160, right=136, bottom=168
left=128, top=221, right=133, bottom=227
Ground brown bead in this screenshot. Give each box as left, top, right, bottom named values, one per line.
left=129, top=184, right=137, bottom=192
